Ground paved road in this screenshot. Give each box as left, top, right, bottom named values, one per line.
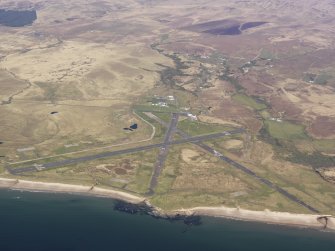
left=146, top=112, right=320, bottom=214
left=8, top=130, right=241, bottom=175
left=148, top=113, right=180, bottom=194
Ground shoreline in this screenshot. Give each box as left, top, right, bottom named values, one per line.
left=0, top=177, right=145, bottom=204
left=1, top=177, right=335, bottom=231
left=172, top=207, right=335, bottom=231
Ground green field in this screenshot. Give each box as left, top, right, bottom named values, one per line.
left=233, top=94, right=267, bottom=111
left=126, top=163, right=154, bottom=194
left=313, top=139, right=335, bottom=153
left=259, top=50, right=275, bottom=60
left=151, top=112, right=171, bottom=123
left=135, top=111, right=166, bottom=140
left=264, top=120, right=307, bottom=140
left=178, top=119, right=234, bottom=136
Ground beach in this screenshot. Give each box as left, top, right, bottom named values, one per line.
left=1, top=177, right=334, bottom=231
left=174, top=207, right=335, bottom=230
left=0, top=177, right=145, bottom=204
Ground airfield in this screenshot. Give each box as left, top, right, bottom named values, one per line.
left=4, top=108, right=319, bottom=214
left=1, top=0, right=335, bottom=214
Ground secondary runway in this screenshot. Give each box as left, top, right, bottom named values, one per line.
left=8, top=111, right=319, bottom=213
left=148, top=113, right=180, bottom=194
left=146, top=112, right=320, bottom=214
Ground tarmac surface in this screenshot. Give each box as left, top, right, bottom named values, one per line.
left=7, top=111, right=320, bottom=213
left=8, top=130, right=241, bottom=175
left=146, top=112, right=320, bottom=214
left=148, top=113, right=180, bottom=194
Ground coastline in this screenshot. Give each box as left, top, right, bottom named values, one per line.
left=1, top=177, right=335, bottom=231
left=0, top=177, right=145, bottom=204
left=173, top=207, right=335, bottom=231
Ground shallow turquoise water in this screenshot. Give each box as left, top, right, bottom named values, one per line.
left=0, top=189, right=334, bottom=251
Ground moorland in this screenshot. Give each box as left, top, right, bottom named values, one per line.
left=0, top=0, right=335, bottom=218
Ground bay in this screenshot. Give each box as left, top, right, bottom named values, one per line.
left=0, top=189, right=334, bottom=251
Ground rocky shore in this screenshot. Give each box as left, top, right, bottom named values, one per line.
left=1, top=177, right=335, bottom=230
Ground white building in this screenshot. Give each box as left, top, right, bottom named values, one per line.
left=187, top=113, right=197, bottom=121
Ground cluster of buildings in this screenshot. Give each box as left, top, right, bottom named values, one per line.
left=152, top=102, right=168, bottom=107
left=269, top=117, right=283, bottom=123
left=151, top=95, right=175, bottom=107
left=150, top=95, right=197, bottom=120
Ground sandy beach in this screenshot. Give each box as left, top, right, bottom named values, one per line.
left=174, top=206, right=335, bottom=231
left=0, top=177, right=145, bottom=204
left=1, top=177, right=334, bottom=231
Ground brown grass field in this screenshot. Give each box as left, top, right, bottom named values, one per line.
left=0, top=0, right=335, bottom=213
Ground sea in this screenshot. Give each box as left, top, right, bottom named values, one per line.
left=0, top=189, right=334, bottom=251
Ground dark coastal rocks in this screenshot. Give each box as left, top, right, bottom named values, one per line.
left=113, top=201, right=202, bottom=226
left=169, top=214, right=202, bottom=226
left=317, top=216, right=328, bottom=229
left=114, top=201, right=154, bottom=215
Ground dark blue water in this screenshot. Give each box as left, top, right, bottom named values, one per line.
left=204, top=25, right=241, bottom=35
left=240, top=22, right=268, bottom=31
left=0, top=9, right=37, bottom=27
left=0, top=189, right=334, bottom=251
